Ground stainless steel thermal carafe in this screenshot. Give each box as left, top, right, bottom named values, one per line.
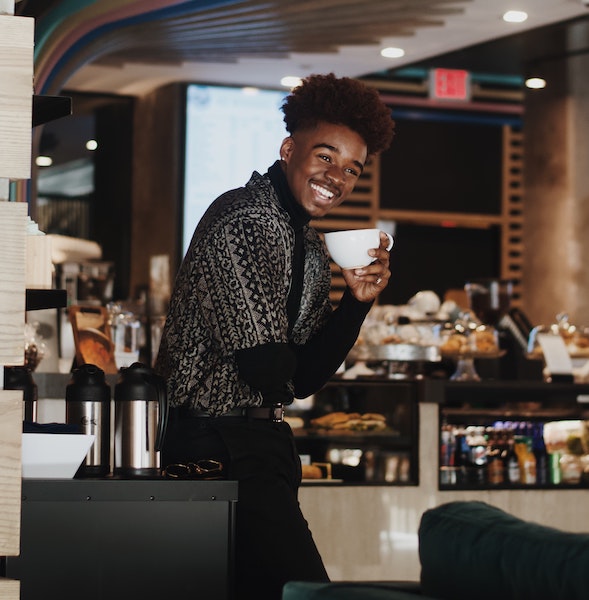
left=65, top=363, right=111, bottom=477
left=114, top=362, right=167, bottom=478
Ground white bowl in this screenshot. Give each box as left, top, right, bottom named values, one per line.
left=22, top=433, right=95, bottom=479
left=324, top=228, right=393, bottom=269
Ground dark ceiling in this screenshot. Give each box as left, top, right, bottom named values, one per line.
left=384, top=14, right=589, bottom=80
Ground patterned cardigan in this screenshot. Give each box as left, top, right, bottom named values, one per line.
left=155, top=171, right=333, bottom=415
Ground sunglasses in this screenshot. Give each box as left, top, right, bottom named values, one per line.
left=163, top=459, right=224, bottom=480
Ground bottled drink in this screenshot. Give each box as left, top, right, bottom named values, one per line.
left=440, top=424, right=457, bottom=485
left=549, top=451, right=562, bottom=485
left=440, top=425, right=455, bottom=467
left=532, top=423, right=549, bottom=485
left=486, top=429, right=504, bottom=485
left=453, top=429, right=468, bottom=484
left=505, top=435, right=521, bottom=485
left=467, top=426, right=487, bottom=485
left=516, top=436, right=537, bottom=485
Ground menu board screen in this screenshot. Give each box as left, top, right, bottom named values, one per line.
left=182, top=84, right=287, bottom=254
left=381, top=222, right=500, bottom=305
left=380, top=113, right=507, bottom=215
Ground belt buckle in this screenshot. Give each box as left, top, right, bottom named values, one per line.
left=271, top=404, right=284, bottom=423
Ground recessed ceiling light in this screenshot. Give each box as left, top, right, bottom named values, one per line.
left=381, top=47, right=405, bottom=59
left=86, top=139, right=98, bottom=151
left=503, top=10, right=528, bottom=23
left=525, top=77, right=546, bottom=89
left=35, top=156, right=52, bottom=167
left=280, top=76, right=302, bottom=89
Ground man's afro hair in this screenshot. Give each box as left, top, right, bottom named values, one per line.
left=281, top=73, right=395, bottom=156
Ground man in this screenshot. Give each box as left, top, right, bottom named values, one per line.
left=156, top=73, right=394, bottom=599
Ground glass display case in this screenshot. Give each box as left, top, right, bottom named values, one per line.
left=290, top=379, right=419, bottom=485
left=436, top=380, right=589, bottom=490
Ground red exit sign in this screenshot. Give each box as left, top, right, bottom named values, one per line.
left=429, top=68, right=471, bottom=101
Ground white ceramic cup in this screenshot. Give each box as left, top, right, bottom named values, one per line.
left=324, top=228, right=394, bottom=269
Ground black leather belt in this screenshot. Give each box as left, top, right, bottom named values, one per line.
left=183, top=404, right=284, bottom=423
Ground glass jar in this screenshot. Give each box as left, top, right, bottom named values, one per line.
left=559, top=453, right=583, bottom=484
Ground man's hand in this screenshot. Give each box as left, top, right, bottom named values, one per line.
left=342, top=231, right=392, bottom=303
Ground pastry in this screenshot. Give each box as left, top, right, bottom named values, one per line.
left=301, top=464, right=323, bottom=479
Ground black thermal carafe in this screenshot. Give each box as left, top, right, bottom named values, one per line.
left=65, top=363, right=111, bottom=477
left=114, top=362, right=167, bottom=478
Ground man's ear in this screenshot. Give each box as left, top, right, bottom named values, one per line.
left=280, top=136, right=294, bottom=162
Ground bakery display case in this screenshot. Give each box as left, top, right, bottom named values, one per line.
left=290, top=379, right=419, bottom=485
left=296, top=377, right=589, bottom=489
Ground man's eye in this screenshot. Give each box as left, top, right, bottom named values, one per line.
left=319, top=154, right=331, bottom=162
left=346, top=167, right=359, bottom=177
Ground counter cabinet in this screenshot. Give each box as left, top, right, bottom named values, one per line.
left=291, top=378, right=420, bottom=486
left=4, top=479, right=237, bottom=600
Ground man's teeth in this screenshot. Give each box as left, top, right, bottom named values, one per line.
left=310, top=183, right=334, bottom=199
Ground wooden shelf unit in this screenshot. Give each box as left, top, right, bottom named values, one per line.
left=313, top=121, right=524, bottom=309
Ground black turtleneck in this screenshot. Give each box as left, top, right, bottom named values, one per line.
left=266, top=160, right=309, bottom=333
left=266, top=160, right=309, bottom=230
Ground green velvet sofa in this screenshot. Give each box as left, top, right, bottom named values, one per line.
left=283, top=500, right=589, bottom=600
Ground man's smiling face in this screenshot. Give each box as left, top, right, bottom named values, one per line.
left=279, top=122, right=368, bottom=219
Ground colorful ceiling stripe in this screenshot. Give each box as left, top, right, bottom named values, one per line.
left=13, top=0, right=236, bottom=203
left=33, top=0, right=239, bottom=94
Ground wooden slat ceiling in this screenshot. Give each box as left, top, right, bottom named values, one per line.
left=93, top=0, right=473, bottom=67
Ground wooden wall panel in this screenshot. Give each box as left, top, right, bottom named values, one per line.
left=501, top=125, right=524, bottom=308
left=0, top=15, right=34, bottom=180
left=1, top=8, right=31, bottom=591
left=318, top=124, right=525, bottom=309
left=0, top=391, right=22, bottom=557
left=0, top=202, right=27, bottom=365
left=131, top=84, right=182, bottom=300
left=0, top=579, right=20, bottom=600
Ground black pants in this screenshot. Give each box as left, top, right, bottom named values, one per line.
left=163, top=410, right=329, bottom=600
